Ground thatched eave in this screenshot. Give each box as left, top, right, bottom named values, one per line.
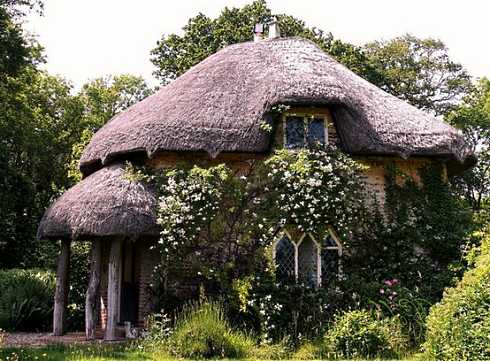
left=37, top=163, right=158, bottom=241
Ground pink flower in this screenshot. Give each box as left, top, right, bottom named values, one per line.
left=380, top=289, right=385, bottom=294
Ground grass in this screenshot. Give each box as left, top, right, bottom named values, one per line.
left=0, top=344, right=421, bottom=361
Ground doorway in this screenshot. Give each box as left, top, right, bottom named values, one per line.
left=120, top=240, right=138, bottom=324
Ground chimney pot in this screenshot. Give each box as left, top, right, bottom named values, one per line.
left=268, top=18, right=281, bottom=39
left=253, top=23, right=264, bottom=42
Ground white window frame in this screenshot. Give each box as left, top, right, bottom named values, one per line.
left=272, top=226, right=342, bottom=287
left=282, top=113, right=329, bottom=148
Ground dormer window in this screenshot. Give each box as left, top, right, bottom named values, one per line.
left=273, top=227, right=342, bottom=287
left=284, top=114, right=328, bottom=149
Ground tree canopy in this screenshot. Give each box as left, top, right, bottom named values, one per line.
left=448, top=78, right=490, bottom=212
left=150, top=1, right=470, bottom=117
left=364, top=35, right=472, bottom=115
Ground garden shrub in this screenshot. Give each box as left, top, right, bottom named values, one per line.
left=370, top=278, right=432, bottom=346
left=423, top=229, right=490, bottom=361
left=0, top=269, right=55, bottom=331
left=323, top=309, right=407, bottom=359
left=167, top=301, right=254, bottom=359
left=66, top=241, right=90, bottom=331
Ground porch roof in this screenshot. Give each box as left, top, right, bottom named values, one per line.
left=37, top=163, right=158, bottom=240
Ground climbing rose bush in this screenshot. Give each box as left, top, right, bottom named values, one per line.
left=154, top=148, right=367, bottom=267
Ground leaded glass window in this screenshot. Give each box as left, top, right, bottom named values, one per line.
left=307, top=118, right=325, bottom=145
left=321, top=234, right=341, bottom=286
left=275, top=233, right=295, bottom=281
left=273, top=228, right=342, bottom=287
left=285, top=116, right=305, bottom=148
left=298, top=235, right=318, bottom=287
left=284, top=115, right=326, bottom=149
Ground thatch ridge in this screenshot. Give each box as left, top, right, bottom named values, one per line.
left=79, top=37, right=474, bottom=176
left=37, top=163, right=158, bottom=240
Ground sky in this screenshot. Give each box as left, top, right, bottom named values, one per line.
left=25, top=0, right=489, bottom=89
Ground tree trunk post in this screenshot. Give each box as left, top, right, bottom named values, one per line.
left=85, top=239, right=102, bottom=340
left=53, top=239, right=71, bottom=336
left=105, top=238, right=123, bottom=341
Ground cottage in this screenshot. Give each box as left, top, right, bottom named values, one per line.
left=37, top=27, right=474, bottom=341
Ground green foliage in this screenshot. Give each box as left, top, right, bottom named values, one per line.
left=142, top=312, right=173, bottom=345
left=364, top=34, right=471, bottom=115
left=145, top=150, right=474, bottom=345
left=0, top=0, right=43, bottom=78
left=65, top=242, right=90, bottom=331
left=68, top=74, right=153, bottom=182
left=370, top=280, right=431, bottom=347
left=291, top=342, right=321, bottom=360
left=148, top=148, right=367, bottom=334
left=167, top=301, right=254, bottom=359
left=0, top=269, right=55, bottom=331
left=323, top=310, right=407, bottom=359
left=248, top=339, right=291, bottom=360
left=0, top=69, right=85, bottom=269
left=346, top=163, right=472, bottom=304
left=448, top=78, right=490, bottom=213
left=423, top=228, right=490, bottom=361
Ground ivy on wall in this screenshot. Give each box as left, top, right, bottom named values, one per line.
left=125, top=150, right=473, bottom=343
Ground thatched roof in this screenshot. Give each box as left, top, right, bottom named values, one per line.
left=37, top=163, right=158, bottom=240
left=79, top=36, right=474, bottom=176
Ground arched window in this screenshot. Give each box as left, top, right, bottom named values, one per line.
left=273, top=227, right=342, bottom=287
left=298, top=234, right=319, bottom=287
left=321, top=233, right=342, bottom=286
left=275, top=232, right=296, bottom=282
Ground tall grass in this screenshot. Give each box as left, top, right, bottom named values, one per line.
left=167, top=300, right=255, bottom=359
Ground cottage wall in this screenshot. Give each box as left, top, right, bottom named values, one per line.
left=127, top=125, right=448, bottom=327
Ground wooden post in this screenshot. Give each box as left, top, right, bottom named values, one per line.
left=85, top=239, right=102, bottom=340
left=105, top=238, right=123, bottom=341
left=53, top=239, right=71, bottom=336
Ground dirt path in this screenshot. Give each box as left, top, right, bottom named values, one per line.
left=2, top=332, right=93, bottom=348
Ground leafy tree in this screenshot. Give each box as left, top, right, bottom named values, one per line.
left=0, top=0, right=43, bottom=77
left=448, top=78, right=490, bottom=212
left=150, top=0, right=378, bottom=85
left=68, top=74, right=153, bottom=182
left=0, top=70, right=85, bottom=268
left=364, top=34, right=472, bottom=115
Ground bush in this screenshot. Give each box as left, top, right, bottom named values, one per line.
left=167, top=301, right=254, bottom=359
left=370, top=279, right=432, bottom=346
left=0, top=269, right=55, bottom=331
left=423, top=230, right=490, bottom=360
left=323, top=309, right=407, bottom=359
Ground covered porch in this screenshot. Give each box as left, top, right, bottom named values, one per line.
left=37, top=164, right=159, bottom=340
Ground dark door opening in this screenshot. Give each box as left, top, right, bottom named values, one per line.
left=120, top=241, right=138, bottom=325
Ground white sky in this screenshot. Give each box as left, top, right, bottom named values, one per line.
left=25, top=0, right=489, bottom=89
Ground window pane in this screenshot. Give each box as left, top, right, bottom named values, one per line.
left=298, top=236, right=318, bottom=287
left=323, top=234, right=338, bottom=248
left=285, top=116, right=305, bottom=148
left=307, top=118, right=325, bottom=145
left=275, top=234, right=295, bottom=282
left=321, top=248, right=340, bottom=286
